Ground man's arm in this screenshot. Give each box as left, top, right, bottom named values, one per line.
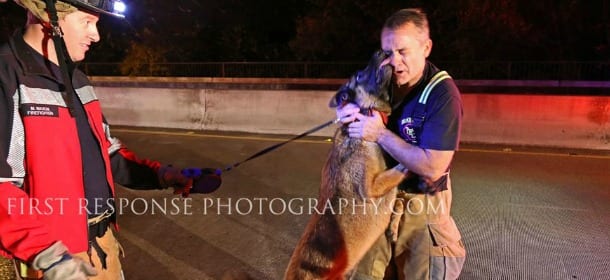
left=348, top=111, right=453, bottom=182
left=101, top=118, right=193, bottom=192
left=377, top=128, right=454, bottom=182
left=102, top=125, right=168, bottom=190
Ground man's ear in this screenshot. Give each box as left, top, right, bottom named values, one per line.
left=424, top=39, right=433, bottom=58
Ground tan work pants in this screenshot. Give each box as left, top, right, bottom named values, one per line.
left=351, top=178, right=466, bottom=280
left=74, top=228, right=124, bottom=280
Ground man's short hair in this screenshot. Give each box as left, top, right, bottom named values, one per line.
left=383, top=8, right=430, bottom=39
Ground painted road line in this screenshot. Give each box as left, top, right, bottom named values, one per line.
left=111, top=128, right=610, bottom=159
left=111, top=128, right=334, bottom=144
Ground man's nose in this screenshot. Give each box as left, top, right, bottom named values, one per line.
left=89, top=27, right=100, bottom=43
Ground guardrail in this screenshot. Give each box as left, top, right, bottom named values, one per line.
left=82, top=61, right=610, bottom=81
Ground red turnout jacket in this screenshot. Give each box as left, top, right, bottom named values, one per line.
left=0, top=30, right=164, bottom=262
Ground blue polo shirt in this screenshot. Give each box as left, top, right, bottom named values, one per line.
left=385, top=61, right=463, bottom=192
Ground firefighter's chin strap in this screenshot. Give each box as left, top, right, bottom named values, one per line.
left=45, top=0, right=75, bottom=117
left=43, top=0, right=111, bottom=269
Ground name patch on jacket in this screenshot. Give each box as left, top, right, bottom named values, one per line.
left=20, top=104, right=59, bottom=117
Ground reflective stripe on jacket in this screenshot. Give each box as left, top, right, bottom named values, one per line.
left=0, top=29, right=163, bottom=262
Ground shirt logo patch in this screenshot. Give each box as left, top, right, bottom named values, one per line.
left=21, top=104, right=59, bottom=117
left=400, top=117, right=418, bottom=144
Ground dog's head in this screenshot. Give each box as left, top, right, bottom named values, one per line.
left=329, top=50, right=393, bottom=114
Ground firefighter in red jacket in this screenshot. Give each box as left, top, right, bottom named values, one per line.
left=0, top=1, right=201, bottom=279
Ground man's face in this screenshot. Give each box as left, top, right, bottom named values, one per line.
left=380, top=23, right=432, bottom=88
left=58, top=10, right=100, bottom=62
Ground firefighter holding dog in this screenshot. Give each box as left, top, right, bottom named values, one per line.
left=337, top=8, right=466, bottom=280
left=0, top=0, right=206, bottom=279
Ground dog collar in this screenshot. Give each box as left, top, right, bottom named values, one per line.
left=360, top=107, right=389, bottom=125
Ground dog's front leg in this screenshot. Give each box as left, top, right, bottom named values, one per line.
left=367, top=164, right=407, bottom=198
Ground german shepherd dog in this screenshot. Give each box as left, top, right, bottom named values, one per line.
left=284, top=51, right=407, bottom=279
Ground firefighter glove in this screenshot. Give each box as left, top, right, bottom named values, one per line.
left=158, top=164, right=193, bottom=191
left=180, top=167, right=222, bottom=196
left=32, top=241, right=97, bottom=280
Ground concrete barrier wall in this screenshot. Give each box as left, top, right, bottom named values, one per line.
left=96, top=87, right=339, bottom=136
left=460, top=94, right=609, bottom=150
left=95, top=86, right=610, bottom=150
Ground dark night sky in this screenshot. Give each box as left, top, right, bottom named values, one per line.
left=1, top=0, right=608, bottom=64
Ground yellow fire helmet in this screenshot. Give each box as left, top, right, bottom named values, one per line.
left=15, top=0, right=126, bottom=21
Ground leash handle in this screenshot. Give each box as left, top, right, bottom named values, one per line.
left=223, top=118, right=340, bottom=172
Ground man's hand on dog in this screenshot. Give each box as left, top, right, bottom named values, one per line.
left=336, top=103, right=360, bottom=124
left=337, top=103, right=386, bottom=142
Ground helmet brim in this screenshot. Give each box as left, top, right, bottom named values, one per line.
left=60, top=0, right=125, bottom=19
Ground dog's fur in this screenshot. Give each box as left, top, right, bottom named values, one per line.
left=284, top=51, right=406, bottom=279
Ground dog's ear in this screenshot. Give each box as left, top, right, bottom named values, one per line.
left=329, top=85, right=350, bottom=108
left=374, top=49, right=389, bottom=62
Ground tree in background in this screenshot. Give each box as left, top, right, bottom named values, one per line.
left=1, top=0, right=607, bottom=76
left=102, top=0, right=307, bottom=62
left=119, top=30, right=169, bottom=76
left=289, top=0, right=409, bottom=60
left=288, top=0, right=609, bottom=62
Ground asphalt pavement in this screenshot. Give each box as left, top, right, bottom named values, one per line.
left=108, top=126, right=610, bottom=280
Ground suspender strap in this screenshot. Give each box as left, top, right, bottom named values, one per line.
left=412, top=71, right=452, bottom=127
left=419, top=71, right=451, bottom=104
